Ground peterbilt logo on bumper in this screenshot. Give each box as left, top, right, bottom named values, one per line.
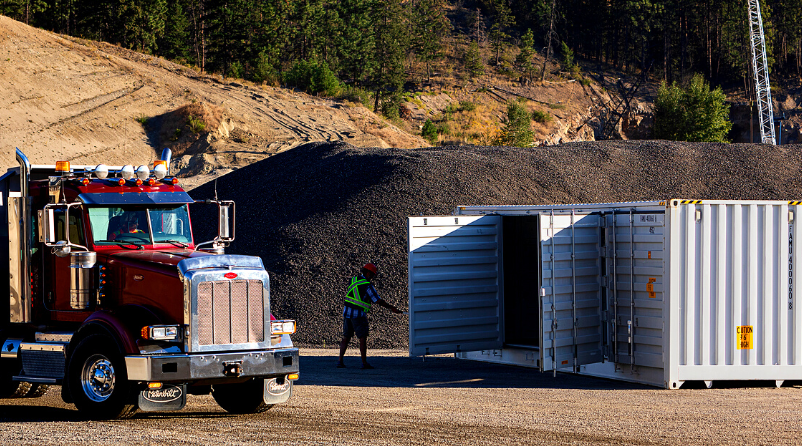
left=267, top=378, right=291, bottom=395
left=144, top=385, right=183, bottom=403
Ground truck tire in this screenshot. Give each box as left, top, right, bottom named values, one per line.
left=67, top=334, right=137, bottom=419
left=212, top=378, right=272, bottom=414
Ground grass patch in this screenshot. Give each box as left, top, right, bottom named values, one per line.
left=547, top=103, right=566, bottom=110
left=135, top=114, right=149, bottom=126
left=532, top=110, right=553, bottom=123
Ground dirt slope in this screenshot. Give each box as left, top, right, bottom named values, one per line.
left=189, top=140, right=802, bottom=349
left=0, top=16, right=426, bottom=185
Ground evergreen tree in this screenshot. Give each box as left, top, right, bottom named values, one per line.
left=487, top=0, right=514, bottom=65
left=410, top=0, right=451, bottom=81
left=516, top=29, right=537, bottom=83
left=463, top=41, right=485, bottom=78
left=335, top=0, right=376, bottom=85
left=654, top=74, right=732, bottom=142
left=158, top=1, right=189, bottom=61
left=371, top=0, right=407, bottom=116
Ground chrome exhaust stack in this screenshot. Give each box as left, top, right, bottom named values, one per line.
left=11, top=148, right=32, bottom=323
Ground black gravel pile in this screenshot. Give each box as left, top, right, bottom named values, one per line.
left=190, top=140, right=802, bottom=348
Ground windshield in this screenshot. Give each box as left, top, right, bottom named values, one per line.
left=88, top=205, right=192, bottom=247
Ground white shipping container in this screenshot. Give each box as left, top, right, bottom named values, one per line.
left=407, top=200, right=802, bottom=388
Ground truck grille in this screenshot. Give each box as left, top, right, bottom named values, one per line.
left=196, top=280, right=265, bottom=346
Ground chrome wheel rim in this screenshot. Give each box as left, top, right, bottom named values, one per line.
left=81, top=354, right=116, bottom=402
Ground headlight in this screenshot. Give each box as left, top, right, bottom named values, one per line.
left=271, top=320, right=296, bottom=335
left=141, top=325, right=182, bottom=341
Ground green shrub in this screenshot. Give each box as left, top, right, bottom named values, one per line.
left=532, top=110, right=552, bottom=123
left=252, top=52, right=278, bottom=84
left=228, top=61, right=244, bottom=79
left=336, top=85, right=373, bottom=109
left=187, top=114, right=205, bottom=133
left=547, top=103, right=565, bottom=110
left=495, top=101, right=534, bottom=147
left=422, top=119, right=438, bottom=144
left=459, top=101, right=477, bottom=112
left=653, top=73, right=732, bottom=142
left=134, top=114, right=149, bottom=125
left=283, top=59, right=341, bottom=96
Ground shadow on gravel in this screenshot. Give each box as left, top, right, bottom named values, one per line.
left=298, top=354, right=651, bottom=390
left=0, top=404, right=82, bottom=422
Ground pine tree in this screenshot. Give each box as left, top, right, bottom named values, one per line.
left=335, top=0, right=376, bottom=85
left=516, top=28, right=537, bottom=83
left=464, top=41, right=485, bottom=78
left=158, top=0, right=190, bottom=61
left=495, top=100, right=534, bottom=147
left=410, top=0, right=451, bottom=82
left=371, top=0, right=407, bottom=116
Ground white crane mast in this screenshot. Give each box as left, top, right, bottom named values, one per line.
left=747, top=0, right=775, bottom=145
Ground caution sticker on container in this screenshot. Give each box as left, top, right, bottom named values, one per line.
left=736, top=325, right=753, bottom=350
left=647, top=278, right=656, bottom=298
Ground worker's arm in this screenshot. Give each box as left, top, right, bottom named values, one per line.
left=377, top=299, right=403, bottom=314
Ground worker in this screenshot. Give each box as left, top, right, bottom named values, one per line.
left=337, top=263, right=402, bottom=369
left=110, top=213, right=145, bottom=240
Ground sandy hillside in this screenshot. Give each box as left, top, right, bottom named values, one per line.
left=0, top=16, right=426, bottom=186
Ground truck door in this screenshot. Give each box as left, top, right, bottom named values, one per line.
left=539, top=211, right=604, bottom=372
left=46, top=208, right=88, bottom=313
left=408, top=215, right=503, bottom=356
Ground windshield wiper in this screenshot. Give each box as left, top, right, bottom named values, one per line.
left=155, top=239, right=189, bottom=248
left=94, top=240, right=145, bottom=250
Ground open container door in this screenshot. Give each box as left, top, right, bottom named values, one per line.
left=540, top=211, right=604, bottom=372
left=408, top=215, right=503, bottom=356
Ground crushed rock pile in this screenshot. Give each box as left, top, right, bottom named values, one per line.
left=190, top=140, right=802, bottom=348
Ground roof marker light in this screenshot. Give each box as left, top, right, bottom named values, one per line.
left=170, top=178, right=179, bottom=185
left=121, top=165, right=135, bottom=180
left=94, top=164, right=109, bottom=179
left=148, top=178, right=156, bottom=186
left=135, top=178, right=143, bottom=186
left=136, top=165, right=150, bottom=180
left=55, top=161, right=70, bottom=173
left=153, top=163, right=167, bottom=180
left=117, top=178, right=125, bottom=186
left=80, top=178, right=90, bottom=186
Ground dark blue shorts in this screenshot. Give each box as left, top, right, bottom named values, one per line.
left=343, top=315, right=369, bottom=339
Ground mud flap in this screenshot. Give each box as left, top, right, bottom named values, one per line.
left=263, top=377, right=292, bottom=405
left=138, top=383, right=187, bottom=412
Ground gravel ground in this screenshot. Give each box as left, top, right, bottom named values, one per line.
left=1, top=349, right=799, bottom=445
left=190, top=140, right=802, bottom=349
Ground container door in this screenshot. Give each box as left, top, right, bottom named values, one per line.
left=606, top=211, right=666, bottom=372
left=540, top=212, right=604, bottom=372
left=408, top=215, right=503, bottom=356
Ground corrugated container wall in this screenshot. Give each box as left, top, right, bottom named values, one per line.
left=408, top=200, right=802, bottom=388
left=666, top=201, right=802, bottom=388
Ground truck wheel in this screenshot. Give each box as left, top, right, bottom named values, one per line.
left=67, top=334, right=137, bottom=419
left=212, top=378, right=272, bottom=414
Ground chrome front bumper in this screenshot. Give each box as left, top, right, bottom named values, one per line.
left=125, top=348, right=299, bottom=381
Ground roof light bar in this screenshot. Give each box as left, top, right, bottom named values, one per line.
left=136, top=165, right=150, bottom=180
left=94, top=164, right=109, bottom=179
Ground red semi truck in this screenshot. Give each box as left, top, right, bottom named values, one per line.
left=0, top=148, right=299, bottom=418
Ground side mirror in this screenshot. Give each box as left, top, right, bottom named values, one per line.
left=218, top=201, right=234, bottom=242
left=39, top=208, right=57, bottom=244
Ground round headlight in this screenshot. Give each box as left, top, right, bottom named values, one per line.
left=136, top=165, right=150, bottom=180
left=153, top=163, right=167, bottom=179
left=94, top=164, right=109, bottom=179
left=120, top=165, right=135, bottom=180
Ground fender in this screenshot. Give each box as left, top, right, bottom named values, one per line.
left=75, top=305, right=164, bottom=355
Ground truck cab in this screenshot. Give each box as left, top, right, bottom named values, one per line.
left=0, top=149, right=299, bottom=418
